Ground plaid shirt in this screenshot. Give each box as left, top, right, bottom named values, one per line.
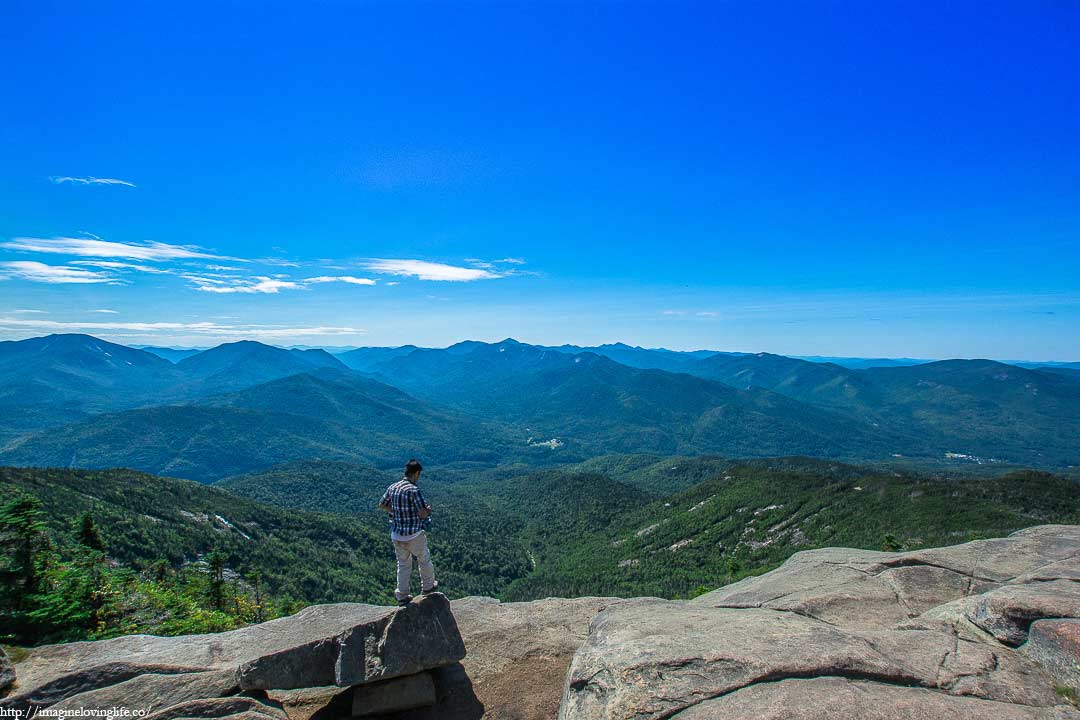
left=381, top=478, right=431, bottom=538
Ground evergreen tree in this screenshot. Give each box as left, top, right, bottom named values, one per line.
left=76, top=512, right=106, bottom=552
left=151, top=558, right=170, bottom=583
left=0, top=493, right=49, bottom=608
left=244, top=569, right=267, bottom=623
left=206, top=551, right=227, bottom=611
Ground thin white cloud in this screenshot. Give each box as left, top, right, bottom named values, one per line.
left=662, top=310, right=687, bottom=316
left=2, top=236, right=237, bottom=262
left=0, top=261, right=117, bottom=284
left=255, top=257, right=302, bottom=267
left=0, top=316, right=363, bottom=338
left=697, top=311, right=719, bottom=317
left=386, top=281, right=401, bottom=286
left=3, top=236, right=236, bottom=262
left=10, top=309, right=48, bottom=314
left=365, top=259, right=501, bottom=282
left=181, top=274, right=228, bottom=285
left=91, top=309, right=119, bottom=314
left=466, top=257, right=528, bottom=272
left=71, top=260, right=172, bottom=274
left=51, top=176, right=136, bottom=187
left=192, top=276, right=302, bottom=294
left=305, top=275, right=377, bottom=286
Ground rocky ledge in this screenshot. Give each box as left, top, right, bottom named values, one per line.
left=561, top=524, right=1080, bottom=720
left=3, top=526, right=1080, bottom=719
left=0, top=592, right=465, bottom=718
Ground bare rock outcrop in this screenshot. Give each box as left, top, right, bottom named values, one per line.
left=670, top=677, right=1079, bottom=720
left=561, top=525, right=1080, bottom=720
left=1, top=593, right=464, bottom=716
left=265, top=596, right=622, bottom=720
left=436, top=596, right=622, bottom=720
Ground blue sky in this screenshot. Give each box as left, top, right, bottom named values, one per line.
left=1, top=1, right=1077, bottom=359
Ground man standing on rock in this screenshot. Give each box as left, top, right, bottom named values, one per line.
left=378, top=458, right=439, bottom=605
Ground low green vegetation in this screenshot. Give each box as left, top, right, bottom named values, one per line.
left=0, top=491, right=286, bottom=645
left=1057, top=685, right=1080, bottom=709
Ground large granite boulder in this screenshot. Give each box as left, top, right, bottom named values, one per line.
left=2, top=593, right=464, bottom=712
left=269, top=596, right=623, bottom=720
left=562, top=526, right=1080, bottom=720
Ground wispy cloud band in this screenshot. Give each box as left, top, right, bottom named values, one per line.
left=0, top=316, right=363, bottom=338
left=50, top=176, right=136, bottom=187
left=305, top=275, right=377, bottom=286
left=192, top=277, right=303, bottom=294
left=364, top=259, right=501, bottom=282
left=2, top=237, right=235, bottom=262
left=0, top=261, right=118, bottom=284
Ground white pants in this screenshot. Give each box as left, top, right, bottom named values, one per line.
left=393, top=532, right=436, bottom=599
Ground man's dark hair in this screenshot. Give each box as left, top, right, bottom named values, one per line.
left=404, top=459, right=423, bottom=477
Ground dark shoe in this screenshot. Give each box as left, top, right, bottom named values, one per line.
left=397, top=594, right=413, bottom=606
left=422, top=582, right=439, bottom=595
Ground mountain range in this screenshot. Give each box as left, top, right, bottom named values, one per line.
left=1, top=333, right=1078, bottom=480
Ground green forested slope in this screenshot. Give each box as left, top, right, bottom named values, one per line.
left=0, top=466, right=529, bottom=607
left=501, top=458, right=1080, bottom=600
left=214, top=456, right=1080, bottom=603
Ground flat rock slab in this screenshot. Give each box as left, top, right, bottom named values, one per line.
left=559, top=598, right=1064, bottom=720
left=1024, top=620, right=1080, bottom=690
left=49, top=670, right=241, bottom=713
left=692, top=525, right=1080, bottom=631
left=668, top=677, right=1080, bottom=720
left=888, top=525, right=1080, bottom=584
left=4, top=594, right=464, bottom=710
left=1013, top=556, right=1080, bottom=584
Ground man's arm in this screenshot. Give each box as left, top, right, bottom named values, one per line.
left=416, top=488, right=432, bottom=519
left=377, top=490, right=392, bottom=513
